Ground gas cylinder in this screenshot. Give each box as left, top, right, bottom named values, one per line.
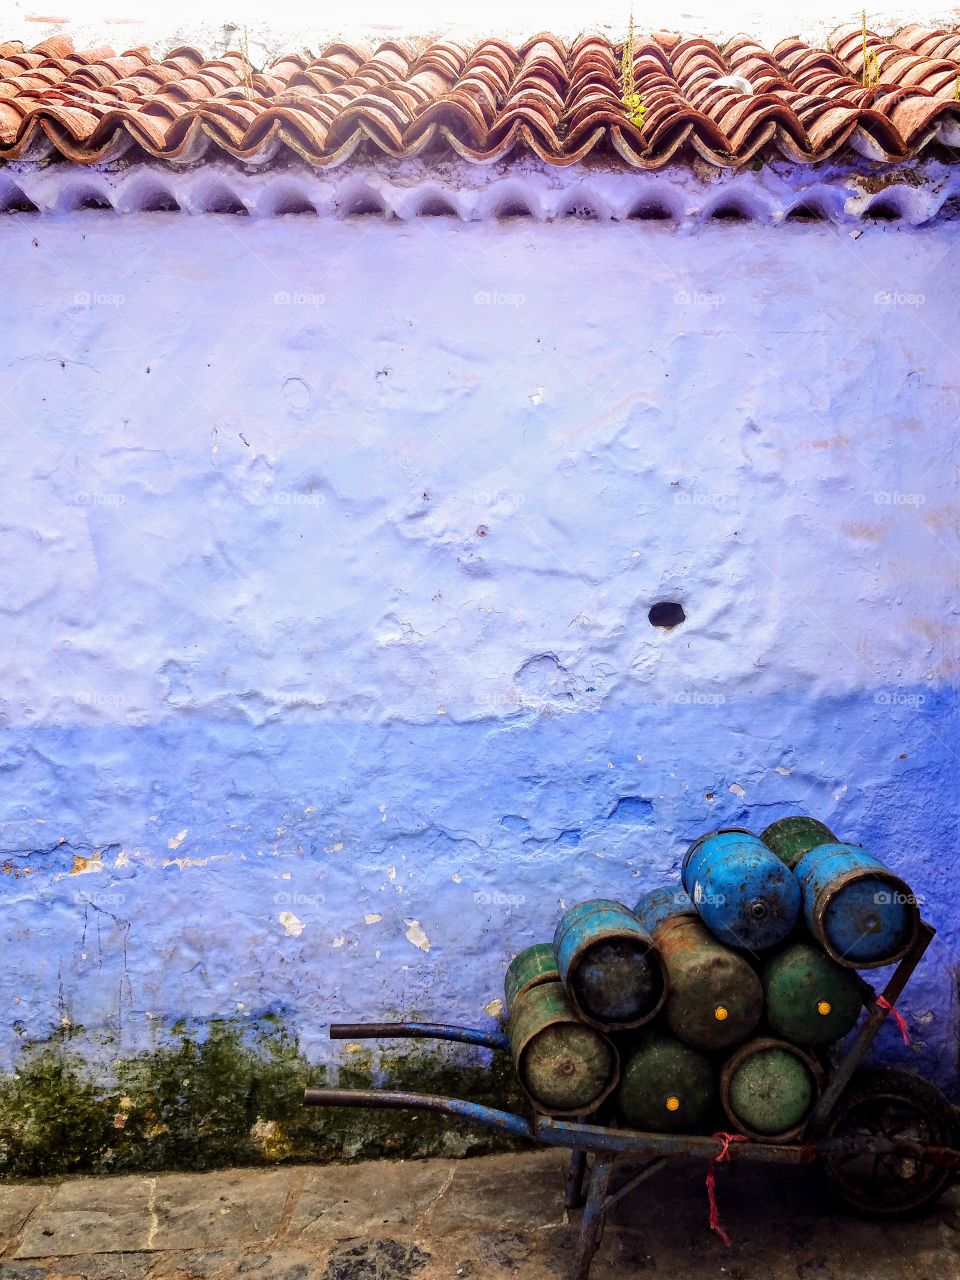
left=761, top=941, right=863, bottom=1046
left=793, top=842, right=920, bottom=968
left=632, top=884, right=695, bottom=933
left=681, top=830, right=802, bottom=951
left=504, top=943, right=560, bottom=1010
left=507, top=980, right=619, bottom=1117
left=634, top=887, right=763, bottom=1050
left=616, top=1032, right=715, bottom=1133
left=553, top=899, right=667, bottom=1030
left=761, top=816, right=837, bottom=870
left=720, top=1037, right=823, bottom=1140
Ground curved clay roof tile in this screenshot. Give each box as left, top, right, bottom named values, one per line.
left=30, top=36, right=74, bottom=59
left=1, top=25, right=959, bottom=167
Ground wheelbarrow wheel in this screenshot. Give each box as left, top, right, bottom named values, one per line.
left=820, top=1067, right=958, bottom=1217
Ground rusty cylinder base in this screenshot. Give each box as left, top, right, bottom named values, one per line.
left=553, top=899, right=667, bottom=1030
left=721, top=1037, right=823, bottom=1141
left=508, top=980, right=619, bottom=1117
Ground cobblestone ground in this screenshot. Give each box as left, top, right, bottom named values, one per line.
left=0, top=1151, right=957, bottom=1280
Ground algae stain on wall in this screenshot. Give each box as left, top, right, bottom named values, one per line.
left=0, top=1016, right=526, bottom=1177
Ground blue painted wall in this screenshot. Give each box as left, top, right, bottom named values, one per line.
left=0, top=211, right=957, bottom=1093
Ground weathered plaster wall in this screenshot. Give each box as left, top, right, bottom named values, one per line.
left=1, top=201, right=958, bottom=1126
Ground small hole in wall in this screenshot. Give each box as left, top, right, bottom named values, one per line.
left=140, top=189, right=180, bottom=213
left=274, top=194, right=317, bottom=216
left=628, top=202, right=673, bottom=221
left=496, top=200, right=534, bottom=219
left=345, top=193, right=386, bottom=217
left=710, top=203, right=748, bottom=222
left=786, top=202, right=825, bottom=222
left=418, top=195, right=457, bottom=217
left=865, top=199, right=901, bottom=221
left=648, top=601, right=686, bottom=629
left=0, top=188, right=38, bottom=213
left=562, top=201, right=599, bottom=220
left=205, top=189, right=249, bottom=215
left=74, top=191, right=112, bottom=211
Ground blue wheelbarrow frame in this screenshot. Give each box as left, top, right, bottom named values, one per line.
left=304, top=920, right=959, bottom=1280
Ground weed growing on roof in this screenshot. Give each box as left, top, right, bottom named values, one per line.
left=861, top=11, right=881, bottom=87
left=621, top=14, right=647, bottom=128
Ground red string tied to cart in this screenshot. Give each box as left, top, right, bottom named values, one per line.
left=706, top=1131, right=749, bottom=1247
left=876, top=995, right=910, bottom=1045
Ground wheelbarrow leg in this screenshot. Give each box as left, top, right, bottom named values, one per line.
left=564, top=1149, right=588, bottom=1209
left=573, top=1155, right=613, bottom=1280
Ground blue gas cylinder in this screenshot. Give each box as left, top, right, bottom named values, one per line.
left=681, top=829, right=801, bottom=951
left=793, top=842, right=919, bottom=968
left=633, top=886, right=696, bottom=935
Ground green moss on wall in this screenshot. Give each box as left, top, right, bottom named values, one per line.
left=0, top=1018, right=530, bottom=1178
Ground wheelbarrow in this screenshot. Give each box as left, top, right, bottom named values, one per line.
left=304, top=919, right=960, bottom=1280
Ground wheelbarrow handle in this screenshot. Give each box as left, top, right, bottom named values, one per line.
left=329, top=1021, right=509, bottom=1052
left=303, top=1086, right=533, bottom=1140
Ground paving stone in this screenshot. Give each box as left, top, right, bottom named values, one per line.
left=49, top=1253, right=154, bottom=1279
left=151, top=1170, right=293, bottom=1252
left=0, top=1264, right=50, bottom=1280
left=0, top=1186, right=48, bottom=1251
left=222, top=1251, right=317, bottom=1280
left=15, top=1177, right=154, bottom=1258
left=289, top=1160, right=450, bottom=1243
left=146, top=1249, right=242, bottom=1279
left=473, top=1230, right=535, bottom=1269
left=6, top=1152, right=960, bottom=1280
left=427, top=1152, right=566, bottom=1233
left=321, top=1239, right=430, bottom=1280
left=448, top=1225, right=572, bottom=1280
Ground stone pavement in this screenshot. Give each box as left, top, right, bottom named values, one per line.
left=0, top=1150, right=957, bottom=1280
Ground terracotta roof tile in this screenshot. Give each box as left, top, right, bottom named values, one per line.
left=1, top=25, right=959, bottom=168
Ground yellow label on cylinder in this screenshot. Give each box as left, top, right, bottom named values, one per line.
left=817, top=1000, right=832, bottom=1016
left=665, top=1095, right=681, bottom=1112
left=714, top=1006, right=729, bottom=1021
